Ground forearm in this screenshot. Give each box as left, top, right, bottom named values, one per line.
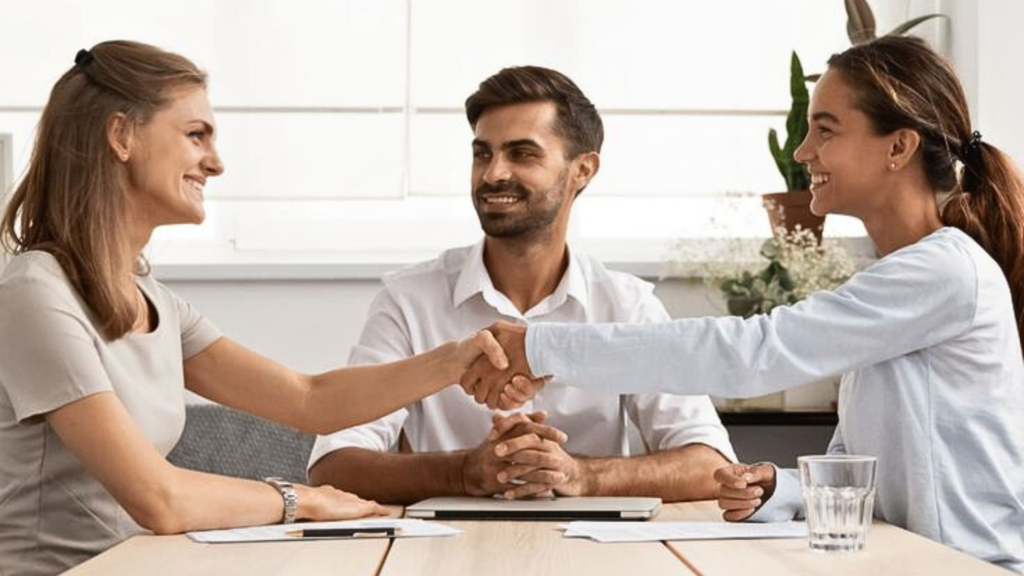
left=526, top=317, right=840, bottom=399
left=305, top=343, right=459, bottom=434
left=309, top=447, right=466, bottom=505
left=186, top=339, right=460, bottom=436
left=578, top=444, right=728, bottom=502
left=136, top=468, right=295, bottom=534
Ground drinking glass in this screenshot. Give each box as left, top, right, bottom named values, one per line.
left=798, top=455, right=877, bottom=552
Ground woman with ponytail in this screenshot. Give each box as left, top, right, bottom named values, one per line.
left=0, top=41, right=507, bottom=576
left=467, top=36, right=1024, bottom=571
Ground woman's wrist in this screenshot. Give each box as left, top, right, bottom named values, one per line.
left=292, top=483, right=319, bottom=521
left=433, top=341, right=462, bottom=387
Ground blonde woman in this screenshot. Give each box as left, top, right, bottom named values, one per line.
left=0, top=41, right=507, bottom=576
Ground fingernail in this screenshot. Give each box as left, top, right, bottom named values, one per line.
left=495, top=444, right=507, bottom=456
left=742, top=473, right=755, bottom=482
left=754, top=488, right=764, bottom=497
left=752, top=499, right=762, bottom=507
left=497, top=474, right=507, bottom=483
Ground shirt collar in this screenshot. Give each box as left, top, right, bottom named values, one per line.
left=452, top=239, right=590, bottom=318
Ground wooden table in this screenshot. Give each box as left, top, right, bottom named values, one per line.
left=63, top=502, right=1009, bottom=576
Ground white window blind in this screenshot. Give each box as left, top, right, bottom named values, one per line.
left=0, top=0, right=948, bottom=266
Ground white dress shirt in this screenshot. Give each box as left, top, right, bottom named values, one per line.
left=308, top=241, right=736, bottom=470
left=525, top=228, right=1024, bottom=572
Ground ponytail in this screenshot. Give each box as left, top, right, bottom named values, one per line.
left=942, top=143, right=1024, bottom=348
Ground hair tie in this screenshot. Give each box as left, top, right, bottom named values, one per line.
left=75, top=49, right=93, bottom=67
left=960, top=130, right=983, bottom=162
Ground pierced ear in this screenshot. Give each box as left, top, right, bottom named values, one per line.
left=572, top=151, right=601, bottom=195
left=106, top=112, right=135, bottom=163
left=888, top=128, right=921, bottom=169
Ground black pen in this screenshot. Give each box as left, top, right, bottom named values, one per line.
left=286, top=527, right=400, bottom=538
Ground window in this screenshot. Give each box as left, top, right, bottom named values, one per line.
left=1, top=0, right=931, bottom=268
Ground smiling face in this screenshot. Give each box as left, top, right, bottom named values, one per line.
left=471, top=101, right=579, bottom=240
left=125, top=86, right=223, bottom=227
left=794, top=70, right=896, bottom=218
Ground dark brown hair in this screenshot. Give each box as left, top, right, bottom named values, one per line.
left=465, top=66, right=603, bottom=158
left=828, top=36, right=1024, bottom=348
left=1, top=40, right=207, bottom=339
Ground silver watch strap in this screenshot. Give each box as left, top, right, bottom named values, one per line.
left=264, top=476, right=298, bottom=524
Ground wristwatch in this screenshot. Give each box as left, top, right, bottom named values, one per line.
left=264, top=476, right=298, bottom=524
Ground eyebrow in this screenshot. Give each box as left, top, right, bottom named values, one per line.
left=811, top=112, right=840, bottom=125
left=188, top=120, right=216, bottom=137
left=502, top=139, right=543, bottom=150
left=471, top=138, right=544, bottom=150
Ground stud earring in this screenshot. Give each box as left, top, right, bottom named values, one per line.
left=121, top=154, right=129, bottom=162
left=889, top=162, right=897, bottom=170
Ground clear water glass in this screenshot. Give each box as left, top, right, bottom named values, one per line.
left=798, top=455, right=877, bottom=552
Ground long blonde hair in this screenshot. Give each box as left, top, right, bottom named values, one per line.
left=1, top=40, right=206, bottom=339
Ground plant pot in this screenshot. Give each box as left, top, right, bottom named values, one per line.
left=762, top=190, right=825, bottom=242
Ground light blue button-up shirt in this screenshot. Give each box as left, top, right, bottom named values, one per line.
left=526, top=228, right=1024, bottom=572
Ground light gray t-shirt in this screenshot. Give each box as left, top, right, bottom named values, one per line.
left=0, top=251, right=221, bottom=576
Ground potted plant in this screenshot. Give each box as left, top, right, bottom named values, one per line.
left=762, top=52, right=818, bottom=242
left=762, top=1, right=946, bottom=242
left=714, top=227, right=856, bottom=410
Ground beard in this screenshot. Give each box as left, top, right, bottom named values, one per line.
left=474, top=170, right=569, bottom=239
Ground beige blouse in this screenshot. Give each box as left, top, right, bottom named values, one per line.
left=0, top=252, right=221, bottom=576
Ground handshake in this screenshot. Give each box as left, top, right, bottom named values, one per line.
left=454, top=320, right=548, bottom=410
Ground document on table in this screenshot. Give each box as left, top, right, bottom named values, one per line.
left=562, top=521, right=807, bottom=543
left=187, top=518, right=460, bottom=543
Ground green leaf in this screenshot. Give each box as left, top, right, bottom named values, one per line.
left=768, top=52, right=812, bottom=191
left=768, top=129, right=788, bottom=184
left=760, top=238, right=782, bottom=260
left=886, top=14, right=946, bottom=37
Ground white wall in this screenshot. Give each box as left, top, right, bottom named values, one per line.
left=977, top=0, right=1024, bottom=163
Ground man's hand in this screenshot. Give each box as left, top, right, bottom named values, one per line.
left=713, top=462, right=777, bottom=522
left=459, top=321, right=545, bottom=409
left=490, top=414, right=585, bottom=500
left=461, top=411, right=566, bottom=496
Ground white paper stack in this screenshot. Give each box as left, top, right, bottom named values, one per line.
left=187, top=518, right=461, bottom=543
left=562, top=521, right=807, bottom=543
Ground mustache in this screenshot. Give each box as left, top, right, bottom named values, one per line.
left=475, top=180, right=530, bottom=199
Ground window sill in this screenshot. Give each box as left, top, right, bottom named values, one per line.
left=150, top=237, right=876, bottom=282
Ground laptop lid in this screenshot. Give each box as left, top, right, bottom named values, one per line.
left=406, top=496, right=662, bottom=520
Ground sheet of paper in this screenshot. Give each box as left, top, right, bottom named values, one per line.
left=187, top=518, right=461, bottom=543
left=562, top=521, right=807, bottom=543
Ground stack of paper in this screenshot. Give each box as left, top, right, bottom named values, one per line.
left=187, top=518, right=461, bottom=543
left=562, top=521, right=807, bottom=543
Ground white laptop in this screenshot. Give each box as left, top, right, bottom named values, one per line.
left=406, top=496, right=661, bottom=520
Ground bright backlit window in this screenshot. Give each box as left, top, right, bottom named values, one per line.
left=0, top=1, right=945, bottom=266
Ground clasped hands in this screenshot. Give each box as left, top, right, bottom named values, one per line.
left=459, top=321, right=546, bottom=410
left=463, top=410, right=588, bottom=499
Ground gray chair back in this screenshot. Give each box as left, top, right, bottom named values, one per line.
left=167, top=404, right=315, bottom=484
